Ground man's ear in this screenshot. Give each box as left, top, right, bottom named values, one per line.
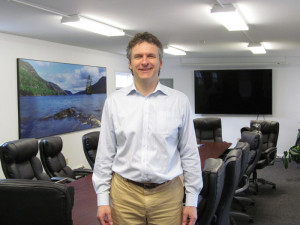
left=129, top=61, right=132, bottom=70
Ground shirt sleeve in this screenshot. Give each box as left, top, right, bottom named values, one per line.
left=92, top=98, right=116, bottom=206
left=178, top=96, right=203, bottom=207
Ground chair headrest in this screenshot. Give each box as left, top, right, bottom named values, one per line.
left=83, top=131, right=99, bottom=150
left=250, top=120, right=279, bottom=134
left=0, top=179, right=74, bottom=225
left=250, top=123, right=261, bottom=131
left=194, top=117, right=221, bottom=129
left=1, top=138, right=38, bottom=163
left=241, top=131, right=260, bottom=149
left=40, top=136, right=63, bottom=157
left=203, top=158, right=223, bottom=173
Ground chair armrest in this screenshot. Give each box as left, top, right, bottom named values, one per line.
left=263, top=146, right=277, bottom=155
left=73, top=168, right=93, bottom=174
left=262, top=147, right=277, bottom=165
left=73, top=168, right=93, bottom=179
left=51, top=177, right=75, bottom=183
left=235, top=175, right=249, bottom=194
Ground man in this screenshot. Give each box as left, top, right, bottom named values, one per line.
left=92, top=32, right=202, bottom=225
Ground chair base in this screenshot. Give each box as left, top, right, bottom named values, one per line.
left=230, top=212, right=254, bottom=225
left=251, top=169, right=276, bottom=192
left=249, top=177, right=276, bottom=193
left=257, top=178, right=276, bottom=189
left=233, top=196, right=255, bottom=212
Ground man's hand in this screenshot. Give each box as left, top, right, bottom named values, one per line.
left=182, top=206, right=197, bottom=225
left=97, top=205, right=113, bottom=225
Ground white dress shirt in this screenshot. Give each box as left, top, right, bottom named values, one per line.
left=92, top=82, right=202, bottom=207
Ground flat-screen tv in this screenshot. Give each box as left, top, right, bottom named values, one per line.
left=194, top=69, right=272, bottom=115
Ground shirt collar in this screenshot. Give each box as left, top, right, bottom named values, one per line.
left=126, top=82, right=169, bottom=96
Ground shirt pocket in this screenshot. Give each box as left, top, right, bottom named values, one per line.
left=155, top=111, right=181, bottom=137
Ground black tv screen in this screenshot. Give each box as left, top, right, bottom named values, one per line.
left=194, top=69, right=272, bottom=115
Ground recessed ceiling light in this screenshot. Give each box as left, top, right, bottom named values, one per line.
left=248, top=43, right=266, bottom=54
left=211, top=4, right=248, bottom=31
left=61, top=15, right=125, bottom=37
left=164, top=46, right=186, bottom=56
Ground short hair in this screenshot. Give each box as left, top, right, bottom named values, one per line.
left=126, top=32, right=163, bottom=61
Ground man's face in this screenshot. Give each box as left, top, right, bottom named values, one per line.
left=129, top=41, right=162, bottom=83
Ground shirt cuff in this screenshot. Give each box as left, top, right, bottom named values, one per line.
left=97, top=193, right=110, bottom=206
left=185, top=193, right=199, bottom=207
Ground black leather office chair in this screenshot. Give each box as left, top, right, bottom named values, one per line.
left=0, top=138, right=50, bottom=181
left=230, top=130, right=262, bottom=224
left=39, top=136, right=92, bottom=180
left=212, top=149, right=242, bottom=225
left=0, top=179, right=74, bottom=225
left=230, top=141, right=254, bottom=224
left=196, top=158, right=225, bottom=225
left=82, top=131, right=99, bottom=169
left=233, top=141, right=250, bottom=195
left=241, top=130, right=262, bottom=187
left=193, top=117, right=223, bottom=142
left=250, top=120, right=279, bottom=191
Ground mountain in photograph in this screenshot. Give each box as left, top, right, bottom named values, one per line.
left=64, top=90, right=73, bottom=95
left=75, top=76, right=106, bottom=95
left=18, top=59, right=67, bottom=96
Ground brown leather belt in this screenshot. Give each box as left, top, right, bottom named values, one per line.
left=126, top=179, right=168, bottom=189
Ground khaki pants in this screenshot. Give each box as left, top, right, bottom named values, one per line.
left=110, top=173, right=184, bottom=225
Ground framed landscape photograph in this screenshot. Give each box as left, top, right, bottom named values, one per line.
left=17, top=58, right=106, bottom=139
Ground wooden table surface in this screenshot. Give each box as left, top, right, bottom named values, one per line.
left=198, top=142, right=232, bottom=168
left=70, top=141, right=231, bottom=225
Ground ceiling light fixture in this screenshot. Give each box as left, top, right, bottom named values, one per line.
left=248, top=43, right=266, bottom=54
left=61, top=15, right=125, bottom=36
left=211, top=4, right=248, bottom=31
left=164, top=46, right=186, bottom=56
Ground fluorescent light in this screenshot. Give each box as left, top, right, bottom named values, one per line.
left=164, top=46, right=186, bottom=56
left=248, top=43, right=266, bottom=54
left=61, top=15, right=125, bottom=36
left=211, top=4, right=248, bottom=31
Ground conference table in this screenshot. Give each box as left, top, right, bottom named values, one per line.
left=69, top=141, right=231, bottom=225
left=198, top=142, right=232, bottom=168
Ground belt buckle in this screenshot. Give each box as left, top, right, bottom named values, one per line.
left=143, top=183, right=158, bottom=189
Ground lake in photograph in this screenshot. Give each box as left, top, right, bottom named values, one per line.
left=19, top=93, right=105, bottom=138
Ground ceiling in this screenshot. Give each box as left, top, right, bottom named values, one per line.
left=1, top=0, right=300, bottom=59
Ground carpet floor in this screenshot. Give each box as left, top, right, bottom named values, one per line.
left=233, top=158, right=300, bottom=225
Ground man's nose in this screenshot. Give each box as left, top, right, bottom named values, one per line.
left=141, top=56, right=149, bottom=65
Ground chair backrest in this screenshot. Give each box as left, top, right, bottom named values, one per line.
left=213, top=149, right=242, bottom=225
left=0, top=138, right=50, bottom=181
left=196, top=158, right=225, bottom=225
left=240, top=130, right=262, bottom=177
left=250, top=120, right=279, bottom=151
left=233, top=141, right=250, bottom=182
left=82, top=131, right=99, bottom=169
left=39, top=136, right=75, bottom=179
left=0, top=179, right=74, bottom=225
left=250, top=120, right=279, bottom=166
left=193, top=117, right=223, bottom=142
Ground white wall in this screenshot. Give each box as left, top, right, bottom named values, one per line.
left=1, top=32, right=299, bottom=178
left=160, top=57, right=300, bottom=159
left=0, top=32, right=129, bottom=179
